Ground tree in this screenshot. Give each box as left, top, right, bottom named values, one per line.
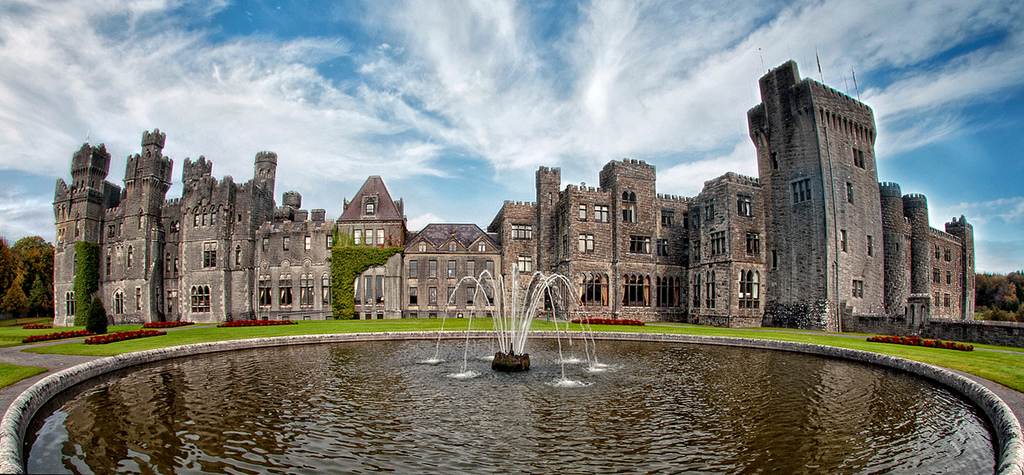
left=12, top=236, right=53, bottom=296
left=0, top=237, right=15, bottom=298
left=0, top=273, right=29, bottom=317
left=85, top=296, right=108, bottom=334
left=28, top=276, right=52, bottom=318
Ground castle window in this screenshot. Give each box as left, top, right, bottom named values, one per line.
left=710, top=231, right=726, bottom=256
left=465, top=284, right=474, bottom=304
left=365, top=202, right=375, bottom=215
left=737, top=196, right=753, bottom=217
left=300, top=274, right=314, bottom=307
left=621, top=192, right=637, bottom=223
left=448, top=260, right=456, bottom=278
left=322, top=275, right=331, bottom=304
left=283, top=236, right=290, bottom=251
left=517, top=256, right=533, bottom=273
left=164, top=253, right=170, bottom=274
left=581, top=274, right=608, bottom=306
left=935, top=245, right=941, bottom=259
left=657, top=239, right=669, bottom=257
left=107, top=254, right=112, bottom=277
left=944, top=293, right=951, bottom=307
left=578, top=233, right=595, bottom=253
left=867, top=235, right=874, bottom=257
left=354, top=278, right=361, bottom=305
left=305, top=236, right=311, bottom=251
left=841, top=230, right=847, bottom=252
left=108, top=225, right=116, bottom=238
left=946, top=271, right=952, bottom=285
left=377, top=229, right=385, bottom=246
left=194, top=214, right=199, bottom=227
left=771, top=152, right=779, bottom=170
left=190, top=285, right=211, bottom=313
left=792, top=179, right=812, bottom=204
left=934, top=293, right=941, bottom=307
left=127, top=246, right=133, bottom=269
left=486, top=260, right=494, bottom=276
left=279, top=276, right=293, bottom=307
left=478, top=243, right=486, bottom=252
left=746, top=232, right=760, bottom=255
left=409, top=260, right=418, bottom=275
left=66, top=291, right=75, bottom=317
left=944, top=248, right=952, bottom=262
left=692, top=239, right=701, bottom=261
left=235, top=245, right=242, bottom=266
left=377, top=277, right=385, bottom=304
left=704, top=201, right=715, bottom=221
left=258, top=277, right=272, bottom=306
left=852, top=280, right=864, bottom=298
left=622, top=274, right=650, bottom=307
left=262, top=237, right=269, bottom=252
left=354, top=229, right=362, bottom=245
left=466, top=260, right=475, bottom=277
left=174, top=258, right=179, bottom=274
left=419, top=242, right=427, bottom=252
left=705, top=271, right=716, bottom=309
left=853, top=148, right=865, bottom=168
left=139, top=209, right=144, bottom=229
left=771, top=250, right=778, bottom=269
left=449, top=241, right=457, bottom=252
left=595, top=205, right=610, bottom=223
left=210, top=211, right=217, bottom=225
left=429, top=287, right=437, bottom=305
left=656, top=276, right=681, bottom=308
left=579, top=204, right=588, bottom=221
left=409, top=286, right=418, bottom=305
left=114, top=290, right=124, bottom=314
left=203, top=242, right=217, bottom=268
left=167, top=290, right=177, bottom=314
left=512, top=224, right=533, bottom=240
left=661, top=209, right=675, bottom=227
left=739, top=271, right=760, bottom=308
left=933, top=268, right=941, bottom=284
left=135, top=287, right=142, bottom=311
left=202, top=213, right=208, bottom=226
left=692, top=274, right=701, bottom=308
left=846, top=182, right=854, bottom=204
left=327, top=235, right=333, bottom=249
left=429, top=260, right=437, bottom=278
left=629, top=235, right=651, bottom=254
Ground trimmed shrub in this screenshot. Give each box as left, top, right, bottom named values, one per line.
left=85, top=296, right=108, bottom=335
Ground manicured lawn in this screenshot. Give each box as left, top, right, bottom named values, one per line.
left=6, top=318, right=1024, bottom=392
left=0, top=363, right=47, bottom=388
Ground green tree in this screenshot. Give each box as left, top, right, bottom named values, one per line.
left=85, top=296, right=108, bottom=334
left=28, top=276, right=52, bottom=318
left=0, top=237, right=15, bottom=298
left=0, top=273, right=29, bottom=317
left=12, top=236, right=53, bottom=296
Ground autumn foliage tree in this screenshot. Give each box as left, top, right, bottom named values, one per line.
left=976, top=272, right=1024, bottom=321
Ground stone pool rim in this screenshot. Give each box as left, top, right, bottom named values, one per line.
left=1, top=331, right=1021, bottom=475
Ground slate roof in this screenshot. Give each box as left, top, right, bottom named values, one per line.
left=337, top=175, right=403, bottom=221
left=405, top=223, right=499, bottom=251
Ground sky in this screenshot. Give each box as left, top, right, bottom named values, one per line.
left=0, top=0, right=1021, bottom=273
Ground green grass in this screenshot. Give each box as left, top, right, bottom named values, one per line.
left=7, top=319, right=1024, bottom=392
left=0, top=363, right=47, bottom=388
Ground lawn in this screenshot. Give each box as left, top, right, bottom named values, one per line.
left=0, top=363, right=47, bottom=388
left=3, top=318, right=1023, bottom=392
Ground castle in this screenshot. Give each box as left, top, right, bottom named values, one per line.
left=52, top=61, right=975, bottom=330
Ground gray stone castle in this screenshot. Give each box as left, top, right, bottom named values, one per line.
left=52, top=61, right=975, bottom=330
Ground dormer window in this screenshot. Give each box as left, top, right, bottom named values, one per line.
left=419, top=242, right=427, bottom=252
left=448, top=242, right=457, bottom=252
left=365, top=202, right=375, bottom=215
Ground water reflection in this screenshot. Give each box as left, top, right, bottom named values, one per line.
left=28, top=339, right=995, bottom=474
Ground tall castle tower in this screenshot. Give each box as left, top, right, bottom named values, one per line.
left=535, top=166, right=561, bottom=269
left=748, top=61, right=884, bottom=330
left=879, top=182, right=911, bottom=315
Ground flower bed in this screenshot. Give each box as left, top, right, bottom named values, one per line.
left=22, top=330, right=94, bottom=344
left=868, top=335, right=974, bottom=351
left=142, top=321, right=195, bottom=329
left=85, top=329, right=167, bottom=345
left=571, top=318, right=645, bottom=326
left=21, top=324, right=52, bottom=330
left=217, top=320, right=298, bottom=328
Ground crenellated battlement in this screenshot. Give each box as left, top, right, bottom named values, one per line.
left=903, top=193, right=928, bottom=208
left=879, top=182, right=902, bottom=198
left=141, top=129, right=166, bottom=148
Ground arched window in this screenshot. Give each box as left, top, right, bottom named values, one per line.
left=126, top=246, right=133, bottom=269
left=322, top=274, right=331, bottom=304
left=138, top=208, right=144, bottom=229
left=622, top=274, right=650, bottom=307
left=191, top=286, right=211, bottom=313
left=657, top=276, right=681, bottom=307
left=114, top=290, right=124, bottom=314
left=581, top=273, right=609, bottom=306
left=692, top=273, right=701, bottom=308
left=739, top=270, right=760, bottom=309
left=705, top=271, right=716, bottom=309
left=621, top=191, right=637, bottom=223
left=66, top=291, right=75, bottom=316
left=234, top=245, right=242, bottom=266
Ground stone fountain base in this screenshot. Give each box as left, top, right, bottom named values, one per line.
left=492, top=351, right=530, bottom=372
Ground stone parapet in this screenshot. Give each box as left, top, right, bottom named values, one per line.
left=1, top=332, right=1020, bottom=474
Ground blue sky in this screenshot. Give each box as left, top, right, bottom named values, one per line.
left=0, top=0, right=1021, bottom=273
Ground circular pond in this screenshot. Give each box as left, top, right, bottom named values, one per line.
left=27, top=339, right=995, bottom=474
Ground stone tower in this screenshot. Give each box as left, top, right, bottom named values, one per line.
left=748, top=60, right=884, bottom=330
left=535, top=166, right=561, bottom=269
left=945, top=216, right=975, bottom=319
left=879, top=182, right=910, bottom=315
left=903, top=193, right=931, bottom=297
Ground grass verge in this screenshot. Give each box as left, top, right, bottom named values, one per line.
left=0, top=363, right=47, bottom=389
left=3, top=319, right=1023, bottom=392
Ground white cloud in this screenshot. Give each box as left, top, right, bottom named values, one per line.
left=407, top=212, right=444, bottom=232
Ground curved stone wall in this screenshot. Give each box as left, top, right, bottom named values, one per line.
left=2, top=331, right=1021, bottom=475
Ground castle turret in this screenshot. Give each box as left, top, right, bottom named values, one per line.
left=879, top=183, right=910, bottom=314
left=535, top=166, right=561, bottom=269
left=903, top=193, right=931, bottom=296
left=946, top=216, right=975, bottom=319
left=254, top=151, right=278, bottom=193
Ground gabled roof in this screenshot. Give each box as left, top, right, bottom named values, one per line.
left=405, top=223, right=499, bottom=251
left=338, top=176, right=403, bottom=221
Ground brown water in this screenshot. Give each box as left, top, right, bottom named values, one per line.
left=27, top=339, right=995, bottom=474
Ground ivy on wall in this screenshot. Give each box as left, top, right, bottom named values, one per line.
left=330, top=229, right=401, bottom=319
left=73, top=241, right=100, bottom=326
